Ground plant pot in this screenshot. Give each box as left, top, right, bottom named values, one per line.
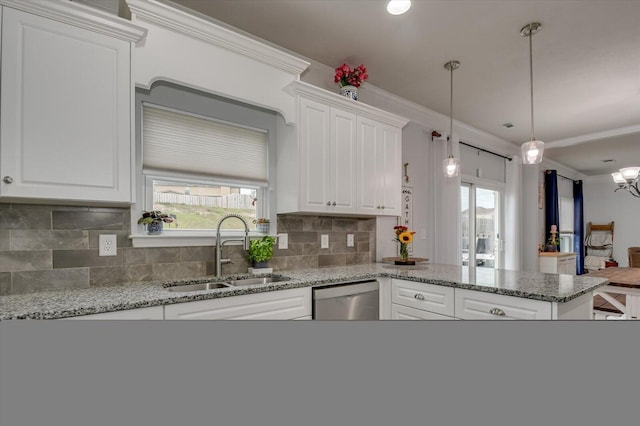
left=144, top=221, right=164, bottom=235
left=339, top=85, right=358, bottom=101
left=252, top=261, right=269, bottom=269
left=256, top=223, right=270, bottom=234
left=545, top=244, right=558, bottom=252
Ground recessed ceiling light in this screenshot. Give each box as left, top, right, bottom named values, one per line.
left=386, top=0, right=411, bottom=15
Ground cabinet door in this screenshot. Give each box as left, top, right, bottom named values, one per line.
left=0, top=8, right=131, bottom=203
left=376, top=124, right=402, bottom=216
left=455, top=288, right=552, bottom=320
left=329, top=108, right=357, bottom=212
left=356, top=117, right=402, bottom=216
left=557, top=256, right=576, bottom=275
left=61, top=306, right=164, bottom=320
left=164, top=287, right=312, bottom=320
left=298, top=97, right=331, bottom=212
left=391, top=303, right=454, bottom=320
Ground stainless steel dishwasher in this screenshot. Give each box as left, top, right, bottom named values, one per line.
left=312, top=281, right=379, bottom=320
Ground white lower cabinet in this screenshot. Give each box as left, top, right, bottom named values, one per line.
left=61, top=306, right=164, bottom=320
left=164, top=287, right=312, bottom=320
left=538, top=253, right=577, bottom=274
left=391, top=279, right=455, bottom=319
left=390, top=279, right=593, bottom=320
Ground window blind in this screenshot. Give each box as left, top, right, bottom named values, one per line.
left=142, top=105, right=268, bottom=183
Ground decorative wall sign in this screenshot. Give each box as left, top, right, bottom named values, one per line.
left=401, top=186, right=414, bottom=254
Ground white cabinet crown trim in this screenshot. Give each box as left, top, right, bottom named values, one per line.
left=0, top=0, right=147, bottom=42
left=126, top=0, right=309, bottom=75
left=288, top=81, right=409, bottom=129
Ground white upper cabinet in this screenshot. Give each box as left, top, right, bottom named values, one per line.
left=298, top=97, right=357, bottom=213
left=0, top=3, right=145, bottom=204
left=357, top=116, right=402, bottom=216
left=278, top=81, right=408, bottom=216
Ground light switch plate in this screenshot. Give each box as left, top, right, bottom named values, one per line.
left=278, top=233, right=288, bottom=249
left=99, top=234, right=117, bottom=256
left=347, top=234, right=354, bottom=247
left=321, top=234, right=329, bottom=249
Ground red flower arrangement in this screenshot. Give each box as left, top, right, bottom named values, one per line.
left=334, top=63, right=368, bottom=88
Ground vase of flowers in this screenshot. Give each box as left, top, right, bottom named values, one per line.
left=545, top=224, right=559, bottom=252
left=137, top=210, right=174, bottom=235
left=394, top=225, right=416, bottom=265
left=334, top=63, right=368, bottom=101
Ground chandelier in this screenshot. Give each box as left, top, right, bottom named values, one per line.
left=612, top=167, right=640, bottom=197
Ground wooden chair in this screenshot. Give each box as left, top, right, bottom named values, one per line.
left=629, top=247, right=640, bottom=268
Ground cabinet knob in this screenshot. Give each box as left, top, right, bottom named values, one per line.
left=414, top=294, right=425, bottom=301
left=376, top=206, right=381, bottom=209
left=326, top=201, right=331, bottom=206
left=332, top=201, right=336, bottom=206
left=381, top=205, right=385, bottom=209
left=2, top=176, right=13, bottom=184
left=489, top=308, right=506, bottom=316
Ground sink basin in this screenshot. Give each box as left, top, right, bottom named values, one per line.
left=166, top=282, right=230, bottom=292
left=226, top=276, right=290, bottom=287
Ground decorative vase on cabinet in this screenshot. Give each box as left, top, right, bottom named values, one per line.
left=144, top=222, right=164, bottom=235
left=340, top=85, right=358, bottom=101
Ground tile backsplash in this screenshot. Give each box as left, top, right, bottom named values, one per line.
left=0, top=204, right=375, bottom=294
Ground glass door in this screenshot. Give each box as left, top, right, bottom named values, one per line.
left=461, top=183, right=503, bottom=269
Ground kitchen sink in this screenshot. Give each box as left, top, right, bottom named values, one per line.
left=225, top=276, right=290, bottom=286
left=166, top=282, right=231, bottom=292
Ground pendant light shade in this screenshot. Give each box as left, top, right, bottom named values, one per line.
left=520, top=22, right=544, bottom=165
left=443, top=60, right=460, bottom=178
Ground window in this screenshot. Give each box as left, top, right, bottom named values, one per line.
left=559, top=196, right=574, bottom=252
left=132, top=82, right=277, bottom=245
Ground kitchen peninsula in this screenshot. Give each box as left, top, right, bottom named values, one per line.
left=0, top=263, right=608, bottom=320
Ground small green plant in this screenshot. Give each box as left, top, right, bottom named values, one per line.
left=248, top=235, right=276, bottom=264
left=137, top=210, right=174, bottom=225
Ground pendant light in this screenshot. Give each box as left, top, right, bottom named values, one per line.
left=443, top=60, right=460, bottom=178
left=520, top=22, right=544, bottom=164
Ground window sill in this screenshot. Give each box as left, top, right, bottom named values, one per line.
left=130, top=230, right=271, bottom=248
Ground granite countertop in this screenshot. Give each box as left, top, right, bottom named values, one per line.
left=0, top=263, right=609, bottom=319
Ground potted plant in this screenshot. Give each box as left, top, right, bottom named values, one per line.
left=247, top=235, right=276, bottom=268
left=334, top=63, right=368, bottom=100
left=253, top=218, right=270, bottom=234
left=137, top=210, right=174, bottom=235
left=545, top=224, right=560, bottom=252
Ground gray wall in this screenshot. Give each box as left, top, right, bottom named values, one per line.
left=0, top=203, right=375, bottom=294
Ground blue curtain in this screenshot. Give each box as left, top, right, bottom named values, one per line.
left=544, top=170, right=559, bottom=247
left=573, top=180, right=585, bottom=274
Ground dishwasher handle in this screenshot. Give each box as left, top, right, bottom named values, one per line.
left=313, top=281, right=379, bottom=300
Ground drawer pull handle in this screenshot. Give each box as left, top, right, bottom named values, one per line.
left=489, top=308, right=506, bottom=316
left=414, top=294, right=425, bottom=301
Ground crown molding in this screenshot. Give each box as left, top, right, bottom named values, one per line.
left=546, top=124, right=640, bottom=148
left=287, top=81, right=409, bottom=128
left=0, top=0, right=146, bottom=43
left=126, top=0, right=310, bottom=76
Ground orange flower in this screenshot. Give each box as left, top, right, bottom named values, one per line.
left=398, top=231, right=414, bottom=244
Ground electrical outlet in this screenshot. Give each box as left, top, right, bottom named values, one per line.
left=321, top=234, right=329, bottom=249
left=99, top=234, right=117, bottom=256
left=347, top=234, right=354, bottom=247
left=278, top=233, right=288, bottom=250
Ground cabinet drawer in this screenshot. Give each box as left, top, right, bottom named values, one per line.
left=164, top=287, right=311, bottom=320
left=391, top=279, right=454, bottom=317
left=455, top=289, right=552, bottom=320
left=391, top=304, right=454, bottom=320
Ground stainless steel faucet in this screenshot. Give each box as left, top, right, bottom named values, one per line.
left=215, top=213, right=250, bottom=277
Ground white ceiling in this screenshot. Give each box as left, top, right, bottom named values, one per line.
left=163, top=0, right=640, bottom=175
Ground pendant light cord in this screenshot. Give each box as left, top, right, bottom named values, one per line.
left=449, top=64, right=454, bottom=157
left=529, top=30, right=535, bottom=142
